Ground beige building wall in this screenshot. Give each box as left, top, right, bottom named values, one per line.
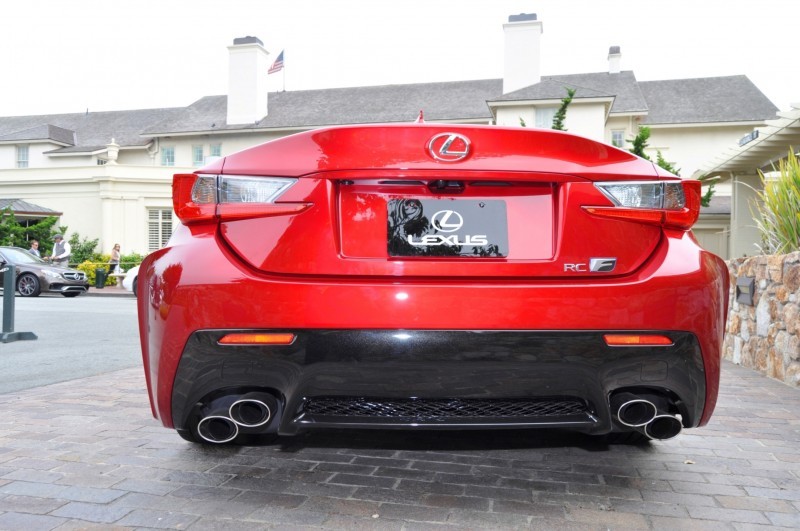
left=495, top=105, right=535, bottom=128
left=647, top=124, right=757, bottom=178
left=0, top=165, right=181, bottom=256
left=561, top=103, right=607, bottom=141
left=495, top=101, right=607, bottom=141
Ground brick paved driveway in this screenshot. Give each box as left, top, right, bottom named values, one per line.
left=0, top=361, right=798, bottom=530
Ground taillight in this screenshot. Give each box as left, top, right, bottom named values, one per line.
left=583, top=180, right=700, bottom=230
left=173, top=174, right=311, bottom=224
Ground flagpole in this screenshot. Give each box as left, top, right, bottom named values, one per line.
left=268, top=49, right=285, bottom=90
left=282, top=49, right=286, bottom=92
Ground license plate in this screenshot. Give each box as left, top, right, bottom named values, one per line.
left=387, top=199, right=508, bottom=257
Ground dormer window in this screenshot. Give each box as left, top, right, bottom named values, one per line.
left=161, top=146, right=175, bottom=166
left=192, top=145, right=204, bottom=167
left=611, top=130, right=626, bottom=148
left=16, top=145, right=29, bottom=168
left=534, top=107, right=557, bottom=129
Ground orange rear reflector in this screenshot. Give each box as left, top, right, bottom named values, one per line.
left=218, top=333, right=295, bottom=345
left=603, top=334, right=673, bottom=347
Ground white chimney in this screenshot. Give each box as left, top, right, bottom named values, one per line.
left=227, top=36, right=270, bottom=125
left=503, top=13, right=543, bottom=95
left=608, top=46, right=621, bottom=74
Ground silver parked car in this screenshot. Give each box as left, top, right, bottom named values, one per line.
left=0, top=246, right=89, bottom=297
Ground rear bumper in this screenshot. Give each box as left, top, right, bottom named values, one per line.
left=171, top=329, right=706, bottom=436
left=137, top=228, right=729, bottom=432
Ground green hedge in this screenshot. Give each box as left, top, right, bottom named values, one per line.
left=76, top=252, right=145, bottom=286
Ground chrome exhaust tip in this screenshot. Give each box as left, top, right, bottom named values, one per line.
left=197, top=415, right=239, bottom=444
left=644, top=414, right=683, bottom=440
left=611, top=393, right=658, bottom=427
left=229, top=397, right=272, bottom=428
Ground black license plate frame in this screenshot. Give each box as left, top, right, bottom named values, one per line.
left=387, top=199, right=508, bottom=257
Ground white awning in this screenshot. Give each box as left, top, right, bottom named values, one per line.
left=694, top=103, right=800, bottom=178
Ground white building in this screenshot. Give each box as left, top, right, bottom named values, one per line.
left=0, top=16, right=777, bottom=258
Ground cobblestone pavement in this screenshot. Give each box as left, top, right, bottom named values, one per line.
left=0, top=361, right=798, bottom=530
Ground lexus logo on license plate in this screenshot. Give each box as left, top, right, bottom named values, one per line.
left=430, top=210, right=463, bottom=232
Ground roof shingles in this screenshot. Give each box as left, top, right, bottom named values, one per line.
left=0, top=107, right=183, bottom=154
left=639, top=75, right=777, bottom=124
left=143, top=79, right=502, bottom=135
left=0, top=74, right=778, bottom=148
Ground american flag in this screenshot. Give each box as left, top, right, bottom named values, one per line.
left=268, top=50, right=284, bottom=74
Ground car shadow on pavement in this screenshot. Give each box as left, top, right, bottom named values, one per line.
left=260, top=428, right=651, bottom=454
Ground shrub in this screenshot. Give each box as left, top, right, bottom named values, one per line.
left=67, top=233, right=99, bottom=265
left=119, top=252, right=145, bottom=272
left=76, top=251, right=146, bottom=286
left=76, top=260, right=109, bottom=286
left=753, top=150, right=800, bottom=254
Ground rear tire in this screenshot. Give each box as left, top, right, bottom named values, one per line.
left=132, top=277, right=138, bottom=297
left=17, top=274, right=41, bottom=297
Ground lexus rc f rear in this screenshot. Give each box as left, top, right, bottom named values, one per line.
left=136, top=124, right=728, bottom=445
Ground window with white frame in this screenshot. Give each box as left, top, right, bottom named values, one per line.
left=16, top=145, right=29, bottom=168
left=192, top=145, right=204, bottom=166
left=534, top=107, right=557, bottom=129
left=148, top=208, right=173, bottom=251
left=161, top=146, right=175, bottom=166
left=209, top=144, right=222, bottom=158
left=611, top=130, right=626, bottom=148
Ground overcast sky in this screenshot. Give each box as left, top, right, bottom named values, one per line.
left=1, top=0, right=796, bottom=118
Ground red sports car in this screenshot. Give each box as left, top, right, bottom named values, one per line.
left=137, top=124, right=728, bottom=445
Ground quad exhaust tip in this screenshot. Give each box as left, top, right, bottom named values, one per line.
left=196, top=392, right=277, bottom=444
left=229, top=397, right=272, bottom=428
left=644, top=414, right=683, bottom=440
left=197, top=415, right=239, bottom=444
left=611, top=391, right=683, bottom=441
left=615, top=397, right=658, bottom=427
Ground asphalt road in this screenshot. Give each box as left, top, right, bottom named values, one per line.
left=0, top=293, right=140, bottom=393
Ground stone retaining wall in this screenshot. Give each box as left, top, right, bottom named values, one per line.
left=723, top=251, right=800, bottom=386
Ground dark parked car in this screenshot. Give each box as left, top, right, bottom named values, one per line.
left=0, top=246, right=89, bottom=297
left=137, top=123, right=729, bottom=445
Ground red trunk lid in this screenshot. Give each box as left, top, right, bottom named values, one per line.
left=214, top=125, right=665, bottom=279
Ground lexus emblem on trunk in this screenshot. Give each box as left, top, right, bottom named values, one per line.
left=427, top=133, right=471, bottom=162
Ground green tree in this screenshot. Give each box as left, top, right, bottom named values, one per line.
left=655, top=150, right=679, bottom=175
left=551, top=88, right=576, bottom=131
left=627, top=126, right=652, bottom=159
left=0, top=209, right=60, bottom=250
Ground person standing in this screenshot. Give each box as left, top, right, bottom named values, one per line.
left=51, top=234, right=71, bottom=267
left=109, top=243, right=121, bottom=274
left=28, top=240, right=41, bottom=257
